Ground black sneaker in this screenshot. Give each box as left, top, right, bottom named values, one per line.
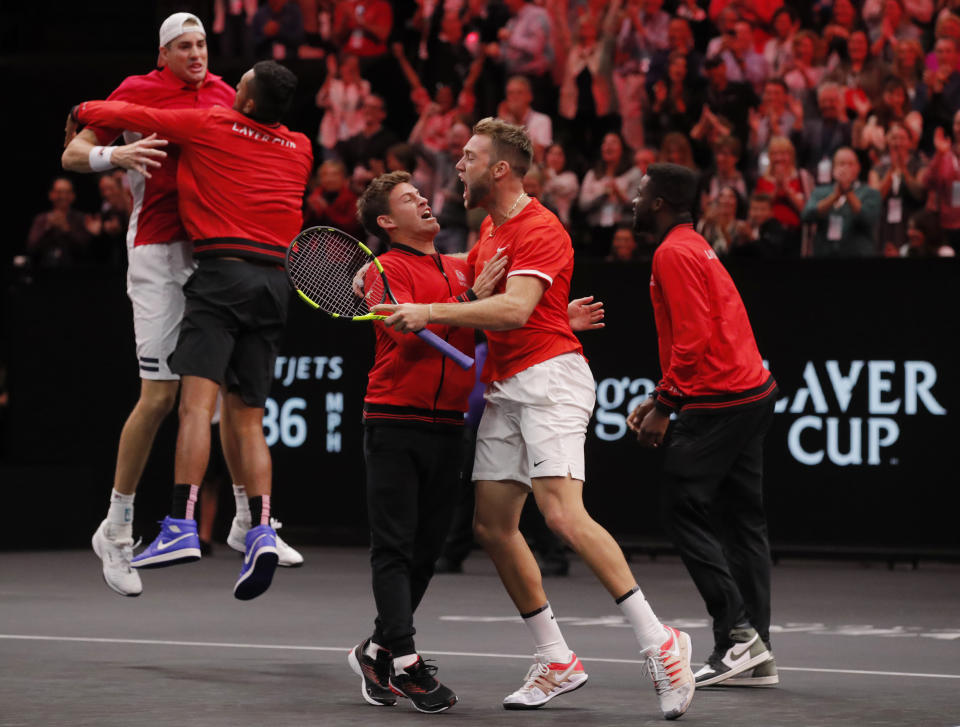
left=347, top=639, right=397, bottom=706
left=389, top=657, right=458, bottom=713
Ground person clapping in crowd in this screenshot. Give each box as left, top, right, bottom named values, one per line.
left=802, top=147, right=882, bottom=256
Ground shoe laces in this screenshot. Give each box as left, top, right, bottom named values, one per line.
left=518, top=659, right=557, bottom=694
left=115, top=537, right=141, bottom=573
left=646, top=648, right=677, bottom=695
left=401, top=659, right=440, bottom=690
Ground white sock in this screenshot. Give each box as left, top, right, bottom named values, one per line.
left=393, top=653, right=419, bottom=672
left=364, top=640, right=387, bottom=660
left=617, top=586, right=668, bottom=652
left=106, top=490, right=134, bottom=536
left=233, top=485, right=250, bottom=523
left=522, top=603, right=573, bottom=664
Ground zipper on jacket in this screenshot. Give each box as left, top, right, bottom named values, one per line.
left=430, top=253, right=457, bottom=420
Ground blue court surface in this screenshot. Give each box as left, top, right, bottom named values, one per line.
left=1, top=547, right=957, bottom=726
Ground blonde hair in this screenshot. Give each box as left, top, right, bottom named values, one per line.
left=767, top=136, right=797, bottom=168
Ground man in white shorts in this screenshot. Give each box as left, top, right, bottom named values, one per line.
left=62, top=12, right=301, bottom=597
left=375, top=118, right=695, bottom=721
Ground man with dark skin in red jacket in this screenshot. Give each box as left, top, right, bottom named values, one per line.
left=629, top=163, right=781, bottom=690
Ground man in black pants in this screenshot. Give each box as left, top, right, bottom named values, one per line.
left=347, top=172, right=507, bottom=713
left=628, top=163, right=780, bottom=688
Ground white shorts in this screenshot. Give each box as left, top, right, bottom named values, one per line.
left=472, top=352, right=596, bottom=487
left=126, top=241, right=195, bottom=380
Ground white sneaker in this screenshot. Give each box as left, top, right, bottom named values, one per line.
left=228, top=516, right=304, bottom=567
left=91, top=519, right=142, bottom=597
left=646, top=625, right=695, bottom=720
left=502, top=652, right=588, bottom=710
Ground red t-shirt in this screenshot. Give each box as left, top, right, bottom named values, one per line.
left=77, top=101, right=312, bottom=263
left=88, top=67, right=235, bottom=247
left=468, top=198, right=582, bottom=383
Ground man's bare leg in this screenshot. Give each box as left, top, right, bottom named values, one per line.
left=113, top=379, right=179, bottom=494
left=220, top=392, right=303, bottom=566
left=221, top=390, right=280, bottom=598
left=474, top=478, right=585, bottom=708
left=530, top=475, right=636, bottom=597
left=473, top=479, right=544, bottom=613
left=532, top=474, right=669, bottom=654
left=220, top=391, right=270, bottom=497
left=93, top=378, right=179, bottom=596
left=173, top=375, right=220, bottom=486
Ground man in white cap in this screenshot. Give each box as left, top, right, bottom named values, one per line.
left=63, top=12, right=303, bottom=598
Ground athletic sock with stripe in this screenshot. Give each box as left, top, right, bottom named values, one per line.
left=248, top=494, right=271, bottom=526
left=522, top=602, right=573, bottom=664
left=171, top=484, right=199, bottom=520
left=617, top=585, right=668, bottom=652
left=106, top=489, right=134, bottom=539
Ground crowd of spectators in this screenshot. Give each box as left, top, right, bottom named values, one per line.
left=29, top=0, right=960, bottom=267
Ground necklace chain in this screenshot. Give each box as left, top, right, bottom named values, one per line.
left=489, top=193, right=527, bottom=237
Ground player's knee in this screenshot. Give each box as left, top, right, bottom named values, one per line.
left=542, top=509, right=579, bottom=546
left=138, top=385, right=177, bottom=419
left=473, top=517, right=509, bottom=548
left=177, top=396, right=212, bottom=423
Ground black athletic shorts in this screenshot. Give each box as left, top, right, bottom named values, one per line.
left=169, top=258, right=289, bottom=407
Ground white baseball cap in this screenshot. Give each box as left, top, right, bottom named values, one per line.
left=159, top=12, right=206, bottom=47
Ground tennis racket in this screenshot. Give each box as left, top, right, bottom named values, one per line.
left=285, top=226, right=474, bottom=370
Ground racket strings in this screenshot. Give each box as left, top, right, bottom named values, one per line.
left=287, top=228, right=373, bottom=317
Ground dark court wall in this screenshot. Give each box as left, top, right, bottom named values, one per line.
left=3, top=260, right=957, bottom=552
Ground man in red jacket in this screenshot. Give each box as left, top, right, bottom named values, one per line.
left=61, top=12, right=238, bottom=598
left=348, top=171, right=506, bottom=713
left=71, top=60, right=312, bottom=600
left=629, top=162, right=780, bottom=688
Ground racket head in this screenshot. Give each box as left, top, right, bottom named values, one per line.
left=285, top=226, right=388, bottom=320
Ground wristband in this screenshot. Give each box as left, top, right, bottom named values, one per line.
left=465, top=288, right=478, bottom=301
left=89, top=146, right=116, bottom=172
left=428, top=303, right=434, bottom=322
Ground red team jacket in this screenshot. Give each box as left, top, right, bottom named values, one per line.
left=650, top=222, right=777, bottom=415
left=362, top=245, right=477, bottom=428
left=76, top=100, right=313, bottom=263
left=88, top=67, right=236, bottom=247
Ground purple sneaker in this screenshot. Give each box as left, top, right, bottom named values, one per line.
left=233, top=524, right=279, bottom=600
left=130, top=516, right=201, bottom=569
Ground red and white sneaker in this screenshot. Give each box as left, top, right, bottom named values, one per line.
left=646, top=625, right=695, bottom=720
left=502, top=652, right=588, bottom=710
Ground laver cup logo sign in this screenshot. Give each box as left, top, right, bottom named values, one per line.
left=593, top=360, right=946, bottom=467
left=777, top=360, right=945, bottom=466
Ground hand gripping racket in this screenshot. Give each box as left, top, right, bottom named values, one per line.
left=285, top=226, right=474, bottom=370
